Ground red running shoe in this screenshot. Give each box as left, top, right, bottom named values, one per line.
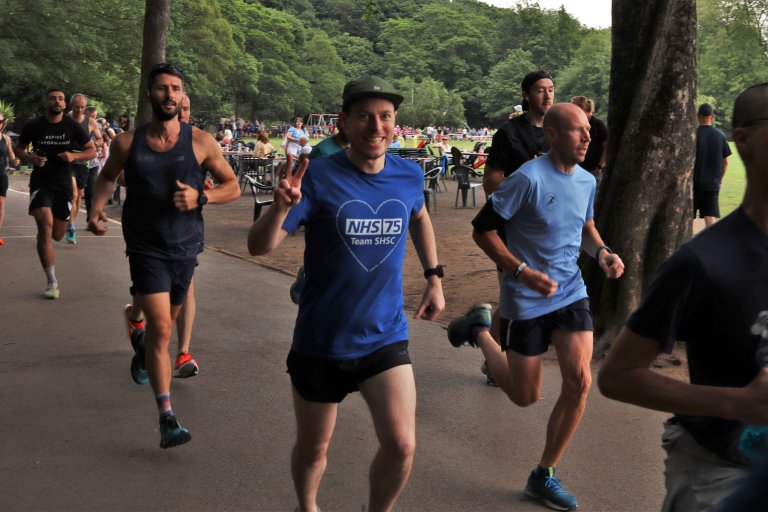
left=175, top=352, right=199, bottom=378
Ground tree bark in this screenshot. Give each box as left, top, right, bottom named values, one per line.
left=586, top=0, right=697, bottom=355
left=135, top=0, right=171, bottom=127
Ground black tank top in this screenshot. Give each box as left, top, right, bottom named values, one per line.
left=122, top=123, right=204, bottom=260
left=72, top=117, right=91, bottom=169
left=0, top=135, right=8, bottom=176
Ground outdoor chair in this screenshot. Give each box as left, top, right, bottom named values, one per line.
left=423, top=166, right=441, bottom=213
left=398, top=147, right=429, bottom=159
left=243, top=174, right=274, bottom=221
left=453, top=165, right=482, bottom=208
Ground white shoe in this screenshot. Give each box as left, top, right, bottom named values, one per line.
left=43, top=282, right=60, bottom=299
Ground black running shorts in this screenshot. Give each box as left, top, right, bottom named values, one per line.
left=287, top=341, right=411, bottom=403
left=693, top=189, right=720, bottom=218
left=128, top=254, right=196, bottom=306
left=29, top=187, right=73, bottom=221
left=500, top=298, right=593, bottom=356
left=72, top=163, right=88, bottom=190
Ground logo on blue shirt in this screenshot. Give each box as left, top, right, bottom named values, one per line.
left=337, top=199, right=408, bottom=271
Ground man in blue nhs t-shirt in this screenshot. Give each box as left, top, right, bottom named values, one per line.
left=448, top=103, right=625, bottom=511
left=248, top=76, right=445, bottom=512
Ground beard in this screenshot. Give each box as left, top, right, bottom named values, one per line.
left=150, top=99, right=181, bottom=121
left=47, top=105, right=63, bottom=116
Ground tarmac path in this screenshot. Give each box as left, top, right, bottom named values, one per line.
left=0, top=187, right=667, bottom=511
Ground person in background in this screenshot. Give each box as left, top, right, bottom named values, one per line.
left=255, top=130, right=275, bottom=158
left=0, top=112, right=21, bottom=246
left=693, top=102, right=731, bottom=227
left=15, top=88, right=96, bottom=298
left=66, top=93, right=103, bottom=244
left=597, top=83, right=768, bottom=512
left=570, top=96, right=607, bottom=189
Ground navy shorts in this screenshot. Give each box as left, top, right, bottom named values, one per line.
left=500, top=298, right=593, bottom=356
left=128, top=254, right=196, bottom=306
left=287, top=341, right=411, bottom=403
left=693, top=189, right=720, bottom=218
left=29, top=187, right=73, bottom=221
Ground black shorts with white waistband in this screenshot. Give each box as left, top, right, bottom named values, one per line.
left=500, top=298, right=593, bottom=356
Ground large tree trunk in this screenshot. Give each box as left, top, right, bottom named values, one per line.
left=585, top=0, right=697, bottom=355
left=135, top=0, right=171, bottom=126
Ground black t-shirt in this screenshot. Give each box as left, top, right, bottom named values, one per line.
left=485, top=115, right=548, bottom=176
left=694, top=125, right=732, bottom=192
left=626, top=208, right=768, bottom=464
left=582, top=116, right=607, bottom=172
left=19, top=116, right=90, bottom=191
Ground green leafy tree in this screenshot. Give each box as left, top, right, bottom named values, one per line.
left=299, top=32, right=347, bottom=113
left=0, top=100, right=15, bottom=125
left=475, top=49, right=536, bottom=123
left=220, top=0, right=312, bottom=122
left=494, top=4, right=582, bottom=75
left=376, top=18, right=432, bottom=81
left=393, top=77, right=464, bottom=127
left=698, top=0, right=768, bottom=127
left=331, top=33, right=382, bottom=79
left=555, top=29, right=612, bottom=115
left=0, top=0, right=143, bottom=123
left=167, top=0, right=237, bottom=121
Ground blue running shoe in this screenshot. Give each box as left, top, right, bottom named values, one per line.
left=130, top=328, right=148, bottom=385
left=65, top=225, right=76, bottom=244
left=447, top=304, right=492, bottom=347
left=159, top=414, right=191, bottom=449
left=525, top=467, right=579, bottom=511
left=289, top=266, right=305, bottom=305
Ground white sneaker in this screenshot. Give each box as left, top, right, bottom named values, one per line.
left=43, top=282, right=60, bottom=300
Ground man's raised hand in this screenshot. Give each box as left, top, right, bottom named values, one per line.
left=275, top=156, right=308, bottom=210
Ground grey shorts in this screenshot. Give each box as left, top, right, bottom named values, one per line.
left=660, top=422, right=749, bottom=512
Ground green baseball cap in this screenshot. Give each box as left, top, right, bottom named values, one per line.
left=342, top=76, right=404, bottom=110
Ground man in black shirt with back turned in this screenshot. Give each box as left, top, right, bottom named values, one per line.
left=693, top=102, right=732, bottom=227
left=16, top=88, right=96, bottom=299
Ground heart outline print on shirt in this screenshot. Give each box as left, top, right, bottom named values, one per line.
left=336, top=199, right=408, bottom=272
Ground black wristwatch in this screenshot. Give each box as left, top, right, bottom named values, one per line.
left=198, top=190, right=208, bottom=207
left=424, top=265, right=444, bottom=279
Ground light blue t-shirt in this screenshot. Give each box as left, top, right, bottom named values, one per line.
left=492, top=154, right=595, bottom=320
left=283, top=151, right=425, bottom=360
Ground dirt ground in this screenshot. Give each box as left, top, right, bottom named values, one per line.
left=9, top=172, right=688, bottom=374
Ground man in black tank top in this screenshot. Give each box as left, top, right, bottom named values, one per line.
left=66, top=93, right=102, bottom=244
left=89, top=64, right=240, bottom=449
left=16, top=88, right=97, bottom=299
